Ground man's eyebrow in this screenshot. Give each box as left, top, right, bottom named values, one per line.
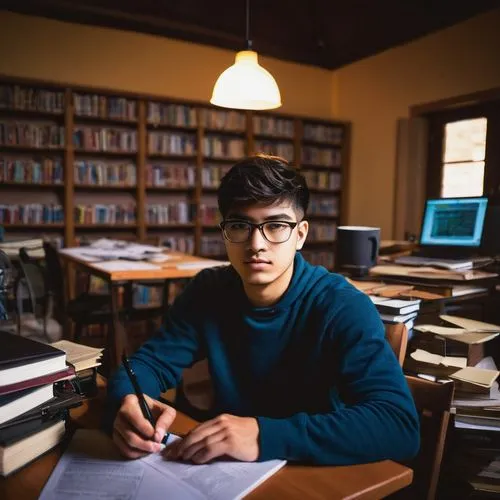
left=226, top=213, right=294, bottom=222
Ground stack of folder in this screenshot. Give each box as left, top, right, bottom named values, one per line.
left=0, top=331, right=85, bottom=476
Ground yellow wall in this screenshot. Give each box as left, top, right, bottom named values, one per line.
left=3, top=9, right=500, bottom=238
left=335, top=8, right=500, bottom=237
left=0, top=11, right=335, bottom=119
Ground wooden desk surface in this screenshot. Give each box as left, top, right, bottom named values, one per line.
left=58, top=248, right=228, bottom=282
left=0, top=378, right=412, bottom=500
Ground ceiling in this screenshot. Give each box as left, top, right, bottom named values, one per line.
left=5, top=0, right=499, bottom=69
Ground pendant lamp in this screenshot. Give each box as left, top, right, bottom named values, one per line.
left=210, top=0, right=282, bottom=110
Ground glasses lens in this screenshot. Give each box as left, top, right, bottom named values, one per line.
left=262, top=222, right=293, bottom=243
left=224, top=221, right=250, bottom=242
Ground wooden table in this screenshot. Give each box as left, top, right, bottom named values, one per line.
left=58, top=248, right=227, bottom=369
left=0, top=377, right=413, bottom=500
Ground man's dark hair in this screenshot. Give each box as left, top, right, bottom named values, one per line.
left=217, top=155, right=309, bottom=219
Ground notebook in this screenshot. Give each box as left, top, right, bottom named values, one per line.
left=39, top=429, right=287, bottom=500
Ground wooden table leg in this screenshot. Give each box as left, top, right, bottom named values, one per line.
left=109, top=283, right=126, bottom=371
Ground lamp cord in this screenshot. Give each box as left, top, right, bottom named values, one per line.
left=246, top=0, right=252, bottom=50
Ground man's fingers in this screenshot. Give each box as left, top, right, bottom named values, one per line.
left=151, top=403, right=176, bottom=443
left=120, top=395, right=155, bottom=439
left=113, top=429, right=150, bottom=459
left=191, top=439, right=228, bottom=464
left=181, top=430, right=226, bottom=462
left=114, top=416, right=162, bottom=454
left=175, top=419, right=223, bottom=457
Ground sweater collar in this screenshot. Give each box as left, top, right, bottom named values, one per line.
left=237, top=252, right=311, bottom=314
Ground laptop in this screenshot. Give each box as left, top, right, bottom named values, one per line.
left=395, top=196, right=489, bottom=270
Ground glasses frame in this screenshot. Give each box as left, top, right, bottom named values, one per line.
left=220, top=219, right=300, bottom=244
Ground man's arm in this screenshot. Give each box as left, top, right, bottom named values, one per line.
left=102, top=275, right=207, bottom=435
left=256, top=291, right=420, bottom=465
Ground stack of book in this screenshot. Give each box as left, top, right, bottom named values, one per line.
left=0, top=331, right=84, bottom=477
left=50, top=340, right=103, bottom=396
left=369, top=296, right=421, bottom=334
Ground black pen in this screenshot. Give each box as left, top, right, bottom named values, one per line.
left=121, top=352, right=169, bottom=445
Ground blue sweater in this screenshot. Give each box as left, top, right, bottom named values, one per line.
left=105, top=253, right=420, bottom=465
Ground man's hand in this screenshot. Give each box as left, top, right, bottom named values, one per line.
left=113, top=394, right=176, bottom=459
left=167, top=413, right=259, bottom=464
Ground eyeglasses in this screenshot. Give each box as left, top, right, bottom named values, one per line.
left=220, top=220, right=300, bottom=243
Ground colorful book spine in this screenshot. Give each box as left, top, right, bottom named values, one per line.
left=73, top=127, right=137, bottom=152
left=253, top=116, right=294, bottom=138
left=201, top=109, right=245, bottom=131
left=254, top=140, right=294, bottom=162
left=203, top=137, right=244, bottom=159
left=147, top=103, right=197, bottom=127
left=146, top=163, right=196, bottom=187
left=0, top=122, right=65, bottom=148
left=303, top=123, right=343, bottom=144
left=74, top=161, right=136, bottom=186
left=0, top=204, right=64, bottom=224
left=73, top=204, right=136, bottom=224
left=201, top=164, right=232, bottom=188
left=74, top=93, right=137, bottom=121
left=148, top=132, right=196, bottom=156
left=0, top=157, right=63, bottom=184
left=309, top=196, right=339, bottom=216
left=146, top=203, right=192, bottom=224
left=0, top=85, right=64, bottom=113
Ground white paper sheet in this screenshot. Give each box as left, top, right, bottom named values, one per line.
left=39, top=429, right=286, bottom=500
left=92, top=261, right=161, bottom=272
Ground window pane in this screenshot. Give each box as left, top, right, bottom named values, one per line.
left=443, top=117, right=487, bottom=163
left=441, top=161, right=484, bottom=198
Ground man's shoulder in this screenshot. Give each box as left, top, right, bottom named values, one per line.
left=190, top=263, right=238, bottom=291
left=306, top=269, right=372, bottom=313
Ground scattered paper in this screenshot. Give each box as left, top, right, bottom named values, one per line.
left=410, top=349, right=467, bottom=368
left=440, top=315, right=500, bottom=333
left=92, top=261, right=161, bottom=272
left=451, top=367, right=500, bottom=388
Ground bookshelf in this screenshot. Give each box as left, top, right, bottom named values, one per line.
left=0, top=76, right=350, bottom=270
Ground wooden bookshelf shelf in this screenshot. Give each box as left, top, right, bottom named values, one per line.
left=1, top=76, right=350, bottom=265
left=2, top=223, right=65, bottom=229
left=0, top=144, right=65, bottom=153
left=0, top=182, right=64, bottom=189
left=146, top=186, right=194, bottom=192
left=254, top=134, right=294, bottom=142
left=147, top=153, right=197, bottom=161
left=204, top=128, right=246, bottom=137
left=75, top=224, right=137, bottom=229
left=74, top=115, right=137, bottom=126
left=0, top=108, right=64, bottom=119
left=74, top=184, right=136, bottom=191
left=202, top=157, right=244, bottom=163
left=147, top=223, right=195, bottom=229
left=146, top=123, right=197, bottom=132
left=74, top=149, right=137, bottom=157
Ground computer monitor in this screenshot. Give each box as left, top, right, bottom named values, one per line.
left=420, top=197, right=488, bottom=248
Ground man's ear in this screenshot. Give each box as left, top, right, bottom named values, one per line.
left=296, top=220, right=309, bottom=250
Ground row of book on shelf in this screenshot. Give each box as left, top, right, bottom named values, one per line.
left=0, top=84, right=344, bottom=145
left=1, top=122, right=342, bottom=167
left=0, top=331, right=103, bottom=476
left=0, top=197, right=340, bottom=225
left=0, top=157, right=342, bottom=191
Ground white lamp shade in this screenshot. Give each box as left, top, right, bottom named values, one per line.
left=210, top=50, right=282, bottom=110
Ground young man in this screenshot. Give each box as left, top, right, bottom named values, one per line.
left=104, top=155, right=419, bottom=465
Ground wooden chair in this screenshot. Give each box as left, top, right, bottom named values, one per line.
left=385, top=322, right=409, bottom=366
left=402, top=375, right=455, bottom=500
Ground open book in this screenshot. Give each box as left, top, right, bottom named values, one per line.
left=39, top=429, right=286, bottom=500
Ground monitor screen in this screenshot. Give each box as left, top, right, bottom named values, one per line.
left=420, top=197, right=488, bottom=247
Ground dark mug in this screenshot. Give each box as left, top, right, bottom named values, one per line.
left=335, top=226, right=380, bottom=277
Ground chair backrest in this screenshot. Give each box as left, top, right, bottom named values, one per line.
left=385, top=322, right=408, bottom=366
left=405, top=375, right=455, bottom=500
left=42, top=241, right=67, bottom=311
left=17, top=246, right=49, bottom=318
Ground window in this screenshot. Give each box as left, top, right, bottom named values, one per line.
left=441, top=117, right=487, bottom=197
left=425, top=99, right=500, bottom=201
